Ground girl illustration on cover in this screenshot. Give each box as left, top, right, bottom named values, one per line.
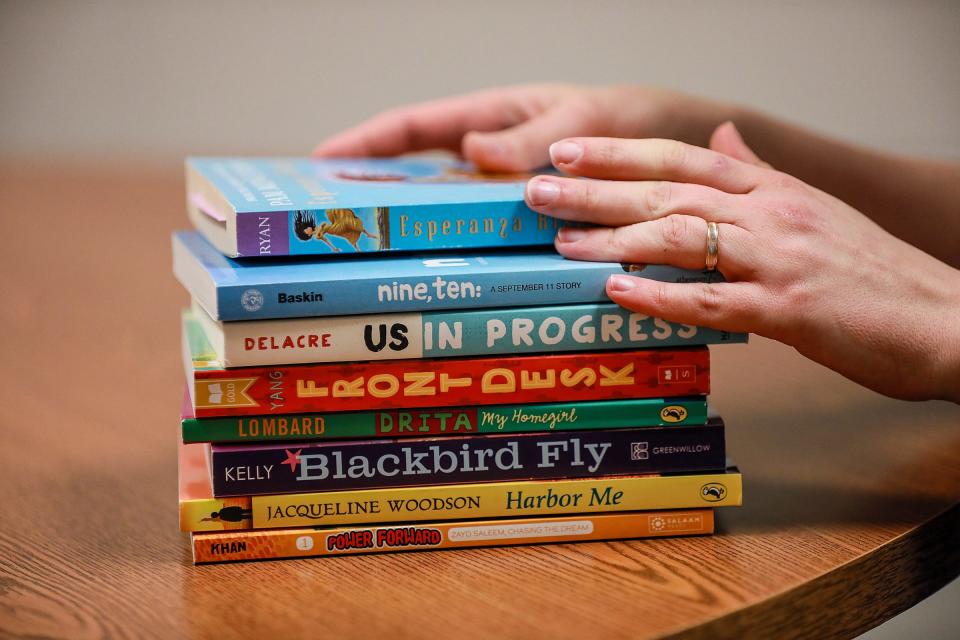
left=293, top=209, right=379, bottom=252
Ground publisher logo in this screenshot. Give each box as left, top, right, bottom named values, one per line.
left=241, top=288, right=264, bottom=312
left=658, top=365, right=696, bottom=384
left=660, top=405, right=688, bottom=423
left=630, top=442, right=649, bottom=460
left=700, top=483, right=727, bottom=502
left=647, top=513, right=705, bottom=533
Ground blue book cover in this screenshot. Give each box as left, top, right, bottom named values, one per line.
left=186, top=156, right=568, bottom=258
left=172, top=231, right=724, bottom=321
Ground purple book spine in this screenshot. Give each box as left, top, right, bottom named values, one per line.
left=236, top=211, right=290, bottom=256
left=210, top=420, right=726, bottom=497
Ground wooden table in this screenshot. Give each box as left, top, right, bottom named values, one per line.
left=1, top=163, right=958, bottom=640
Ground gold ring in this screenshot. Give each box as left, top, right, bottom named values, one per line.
left=705, top=222, right=719, bottom=271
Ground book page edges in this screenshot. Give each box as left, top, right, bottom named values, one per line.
left=185, top=162, right=238, bottom=257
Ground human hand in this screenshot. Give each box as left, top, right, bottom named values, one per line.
left=313, top=84, right=732, bottom=172
left=524, top=123, right=960, bottom=402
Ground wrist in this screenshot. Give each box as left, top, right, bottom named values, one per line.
left=936, top=281, right=960, bottom=403
left=919, top=269, right=960, bottom=403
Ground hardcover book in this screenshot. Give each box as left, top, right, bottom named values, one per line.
left=180, top=389, right=710, bottom=443
left=179, top=441, right=741, bottom=532
left=183, top=310, right=710, bottom=417
left=191, top=298, right=745, bottom=367
left=209, top=420, right=727, bottom=496
left=191, top=510, right=715, bottom=563
left=173, top=231, right=722, bottom=321
left=186, top=156, right=568, bottom=258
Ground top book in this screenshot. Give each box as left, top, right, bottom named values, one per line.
left=186, top=157, right=565, bottom=258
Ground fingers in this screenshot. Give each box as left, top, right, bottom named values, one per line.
left=525, top=176, right=742, bottom=225
left=708, top=122, right=771, bottom=168
left=312, top=88, right=533, bottom=157
left=463, top=97, right=603, bottom=172
left=606, top=277, right=765, bottom=334
left=555, top=218, right=752, bottom=274
left=549, top=137, right=766, bottom=193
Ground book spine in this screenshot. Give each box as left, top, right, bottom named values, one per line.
left=191, top=510, right=715, bottom=563
left=191, top=348, right=709, bottom=417
left=251, top=470, right=741, bottom=529
left=181, top=397, right=709, bottom=443
left=214, top=262, right=719, bottom=321
left=236, top=202, right=560, bottom=257
left=179, top=469, right=740, bottom=532
left=210, top=423, right=726, bottom=496
left=218, top=302, right=746, bottom=367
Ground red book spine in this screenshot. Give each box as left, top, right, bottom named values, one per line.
left=192, top=348, right=708, bottom=418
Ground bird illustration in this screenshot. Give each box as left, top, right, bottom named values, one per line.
left=294, top=209, right=378, bottom=252
left=702, top=486, right=726, bottom=500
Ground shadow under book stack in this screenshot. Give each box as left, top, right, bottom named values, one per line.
left=174, top=157, right=745, bottom=564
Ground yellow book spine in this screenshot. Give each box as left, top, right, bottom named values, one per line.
left=251, top=471, right=741, bottom=529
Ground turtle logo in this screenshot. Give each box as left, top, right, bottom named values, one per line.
left=700, top=483, right=727, bottom=502
left=660, top=405, right=688, bottom=423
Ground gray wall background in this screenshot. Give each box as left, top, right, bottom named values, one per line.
left=1, top=1, right=956, bottom=637
left=1, top=1, right=959, bottom=162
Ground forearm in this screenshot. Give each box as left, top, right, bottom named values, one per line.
left=725, top=107, right=960, bottom=267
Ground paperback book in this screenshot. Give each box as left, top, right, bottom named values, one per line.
left=209, top=420, right=727, bottom=496
left=183, top=310, right=710, bottom=417
left=191, top=298, right=745, bottom=367
left=191, top=510, right=715, bottom=563
left=186, top=156, right=571, bottom=257
left=179, top=441, right=741, bottom=532
left=181, top=390, right=709, bottom=443
left=173, top=231, right=722, bottom=321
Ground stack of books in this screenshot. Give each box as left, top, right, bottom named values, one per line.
left=174, top=157, right=744, bottom=564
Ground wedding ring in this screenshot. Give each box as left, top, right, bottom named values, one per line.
left=705, top=222, right=719, bottom=271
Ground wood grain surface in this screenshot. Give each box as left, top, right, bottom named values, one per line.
left=1, top=163, right=958, bottom=640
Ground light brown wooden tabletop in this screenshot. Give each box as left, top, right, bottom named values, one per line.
left=1, top=163, right=958, bottom=640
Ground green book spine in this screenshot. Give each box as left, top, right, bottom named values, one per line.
left=181, top=397, right=707, bottom=443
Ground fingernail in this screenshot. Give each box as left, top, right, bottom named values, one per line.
left=550, top=141, right=582, bottom=165
left=608, top=275, right=636, bottom=293
left=526, top=178, right=560, bottom=206
left=557, top=227, right=588, bottom=242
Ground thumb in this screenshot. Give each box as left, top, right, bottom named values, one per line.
left=463, top=100, right=598, bottom=172
left=709, top=121, right=771, bottom=168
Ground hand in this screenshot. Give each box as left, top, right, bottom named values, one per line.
left=313, top=84, right=733, bottom=172
left=524, top=123, right=960, bottom=402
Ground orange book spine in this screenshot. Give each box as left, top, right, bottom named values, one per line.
left=191, top=510, right=714, bottom=563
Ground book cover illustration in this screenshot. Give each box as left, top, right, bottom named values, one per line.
left=179, top=437, right=252, bottom=532
left=172, top=231, right=723, bottom=321
left=192, top=298, right=746, bottom=367
left=184, top=312, right=710, bottom=417
left=186, top=156, right=569, bottom=257
left=179, top=440, right=741, bottom=531
left=191, top=510, right=715, bottom=563
left=181, top=390, right=710, bottom=443
left=210, top=420, right=727, bottom=496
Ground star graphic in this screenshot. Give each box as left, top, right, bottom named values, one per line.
left=282, top=449, right=302, bottom=473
